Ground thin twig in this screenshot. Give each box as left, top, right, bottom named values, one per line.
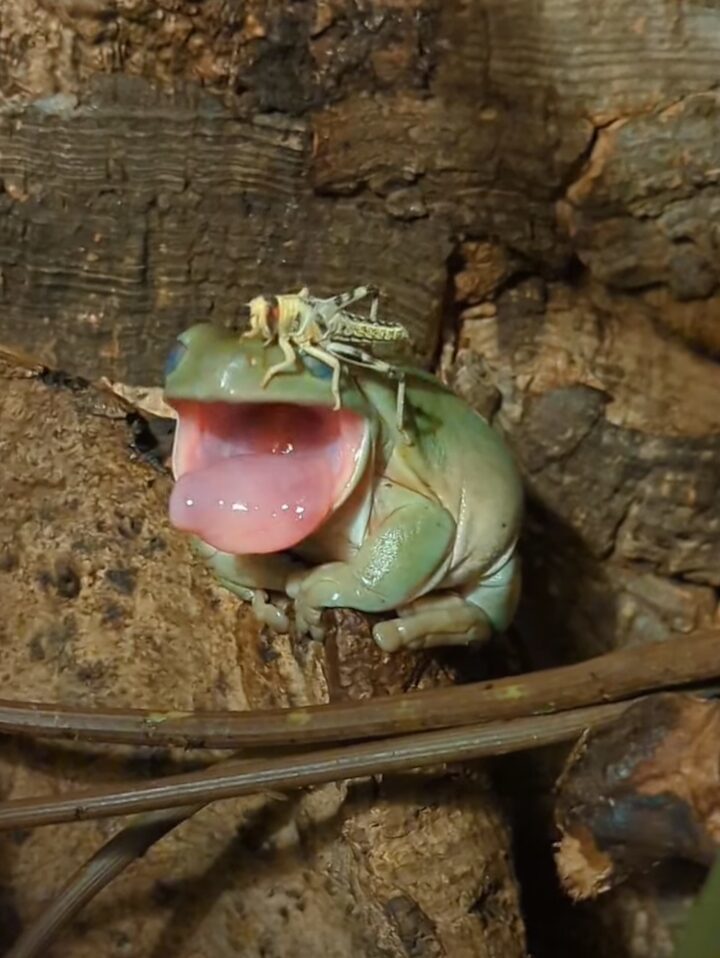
left=11, top=691, right=719, bottom=958
left=6, top=804, right=200, bottom=958
left=0, top=700, right=636, bottom=831
left=0, top=628, right=716, bottom=750
left=2, top=631, right=718, bottom=955
left=7, top=784, right=289, bottom=958
left=4, top=701, right=636, bottom=957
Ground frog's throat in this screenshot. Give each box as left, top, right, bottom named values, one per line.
left=167, top=400, right=370, bottom=555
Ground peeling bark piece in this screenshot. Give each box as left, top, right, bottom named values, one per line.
left=456, top=281, right=720, bottom=438
left=554, top=694, right=720, bottom=901
left=0, top=351, right=526, bottom=957
left=559, top=94, right=720, bottom=356
left=454, top=242, right=516, bottom=305
left=101, top=380, right=176, bottom=421
left=515, top=386, right=720, bottom=580
left=561, top=96, right=720, bottom=298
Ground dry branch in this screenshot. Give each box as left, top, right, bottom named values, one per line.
left=0, top=629, right=716, bottom=750
left=0, top=703, right=631, bottom=831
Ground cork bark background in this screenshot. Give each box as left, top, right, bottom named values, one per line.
left=0, top=1, right=719, bottom=956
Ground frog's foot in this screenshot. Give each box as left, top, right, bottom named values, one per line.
left=372, top=595, right=492, bottom=653
left=251, top=589, right=290, bottom=633
left=293, top=595, right=326, bottom=642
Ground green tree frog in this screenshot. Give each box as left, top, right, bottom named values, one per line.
left=164, top=323, right=523, bottom=652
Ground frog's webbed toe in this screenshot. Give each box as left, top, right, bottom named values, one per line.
left=372, top=595, right=492, bottom=653
left=251, top=590, right=290, bottom=633
left=293, top=597, right=326, bottom=642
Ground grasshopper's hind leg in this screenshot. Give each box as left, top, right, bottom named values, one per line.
left=315, top=286, right=380, bottom=327
left=326, top=342, right=408, bottom=439
left=368, top=288, right=379, bottom=322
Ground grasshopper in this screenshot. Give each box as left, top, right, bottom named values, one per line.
left=244, top=286, right=410, bottom=433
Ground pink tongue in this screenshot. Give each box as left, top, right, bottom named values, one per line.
left=169, top=452, right=335, bottom=555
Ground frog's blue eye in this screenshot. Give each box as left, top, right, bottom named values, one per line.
left=301, top=354, right=333, bottom=380
left=164, top=340, right=187, bottom=378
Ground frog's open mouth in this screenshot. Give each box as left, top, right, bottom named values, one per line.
left=168, top=401, right=368, bottom=555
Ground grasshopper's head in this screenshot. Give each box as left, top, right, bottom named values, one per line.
left=163, top=323, right=376, bottom=555
left=246, top=294, right=274, bottom=339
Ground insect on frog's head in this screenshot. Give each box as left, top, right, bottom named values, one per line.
left=163, top=322, right=375, bottom=555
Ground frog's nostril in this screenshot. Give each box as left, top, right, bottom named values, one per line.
left=164, top=341, right=187, bottom=378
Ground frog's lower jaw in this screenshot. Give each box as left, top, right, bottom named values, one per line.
left=167, top=400, right=369, bottom=556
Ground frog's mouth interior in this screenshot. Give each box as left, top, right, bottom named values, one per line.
left=168, top=401, right=368, bottom=555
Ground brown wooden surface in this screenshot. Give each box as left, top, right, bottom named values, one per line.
left=2, top=1, right=720, bottom=381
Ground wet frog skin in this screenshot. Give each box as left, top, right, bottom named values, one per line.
left=164, top=323, right=523, bottom=652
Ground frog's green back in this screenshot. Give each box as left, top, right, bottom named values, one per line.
left=356, top=364, right=520, bottom=484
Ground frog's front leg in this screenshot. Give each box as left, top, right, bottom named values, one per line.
left=197, top=542, right=303, bottom=633
left=373, top=549, right=520, bottom=652
left=288, top=490, right=456, bottom=643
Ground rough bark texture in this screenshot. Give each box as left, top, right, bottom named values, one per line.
left=550, top=694, right=720, bottom=958
left=0, top=353, right=526, bottom=957
left=555, top=694, right=720, bottom=900
left=1, top=1, right=720, bottom=956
